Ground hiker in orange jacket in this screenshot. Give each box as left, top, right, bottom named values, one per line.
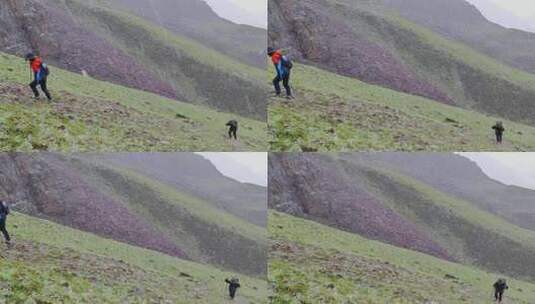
left=25, top=53, right=52, bottom=101
left=268, top=47, right=293, bottom=99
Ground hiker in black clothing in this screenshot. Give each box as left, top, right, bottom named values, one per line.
left=226, top=120, right=238, bottom=140
left=493, top=278, right=509, bottom=303
left=25, top=53, right=52, bottom=101
left=492, top=121, right=505, bottom=144
left=225, top=277, right=241, bottom=299
left=0, top=200, right=11, bottom=246
left=268, top=47, right=293, bottom=99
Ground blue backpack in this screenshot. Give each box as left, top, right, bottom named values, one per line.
left=282, top=55, right=293, bottom=70
left=41, top=63, right=50, bottom=76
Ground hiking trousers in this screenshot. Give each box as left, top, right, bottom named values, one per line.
left=0, top=217, right=10, bottom=243
left=496, top=133, right=503, bottom=143
left=273, top=71, right=292, bottom=97
left=229, top=286, right=237, bottom=299
left=30, top=77, right=52, bottom=100
left=495, top=290, right=504, bottom=302
left=229, top=126, right=238, bottom=140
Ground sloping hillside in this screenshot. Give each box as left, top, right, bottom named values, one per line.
left=270, top=0, right=535, bottom=122
left=269, top=153, right=451, bottom=261
left=269, top=0, right=535, bottom=138
left=343, top=153, right=535, bottom=231
left=0, top=0, right=267, bottom=118
left=108, top=0, right=266, bottom=67
left=0, top=153, right=267, bottom=277
left=269, top=153, right=535, bottom=279
left=269, top=65, right=535, bottom=152
left=382, top=0, right=535, bottom=74
left=99, top=153, right=267, bottom=227
left=269, top=211, right=535, bottom=304
left=0, top=53, right=267, bottom=152
left=1, top=212, right=267, bottom=303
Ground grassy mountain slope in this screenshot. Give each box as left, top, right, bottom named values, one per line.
left=269, top=211, right=535, bottom=304
left=1, top=0, right=267, bottom=119
left=54, top=0, right=268, bottom=119
left=269, top=0, right=535, bottom=150
left=84, top=158, right=268, bottom=276
left=346, top=153, right=535, bottom=231
left=98, top=153, right=267, bottom=227
left=107, top=0, right=266, bottom=68
left=269, top=64, right=535, bottom=152
left=271, top=0, right=535, bottom=123
left=337, top=158, right=535, bottom=279
left=1, top=212, right=267, bottom=303
left=269, top=153, right=535, bottom=280
left=0, top=53, right=267, bottom=152
left=381, top=0, right=535, bottom=74
left=0, top=153, right=267, bottom=277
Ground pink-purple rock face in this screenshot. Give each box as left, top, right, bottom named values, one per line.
left=0, top=0, right=178, bottom=99
left=0, top=153, right=185, bottom=258
left=269, top=0, right=535, bottom=124
left=269, top=153, right=535, bottom=279
left=0, top=153, right=267, bottom=276
left=269, top=153, right=452, bottom=261
left=269, top=0, right=454, bottom=105
left=0, top=0, right=267, bottom=119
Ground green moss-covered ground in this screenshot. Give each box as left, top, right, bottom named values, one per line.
left=269, top=211, right=535, bottom=304
left=0, top=213, right=267, bottom=303
left=269, top=65, right=535, bottom=152
left=0, top=53, right=267, bottom=152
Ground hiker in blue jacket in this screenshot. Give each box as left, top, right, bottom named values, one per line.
left=0, top=200, right=11, bottom=247
left=268, top=47, right=293, bottom=99
left=25, top=53, right=52, bottom=101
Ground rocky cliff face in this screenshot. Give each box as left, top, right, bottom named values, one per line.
left=0, top=0, right=177, bottom=99
left=0, top=153, right=186, bottom=258
left=269, top=153, right=535, bottom=279
left=0, top=153, right=267, bottom=276
left=269, top=0, right=535, bottom=124
left=269, top=153, right=452, bottom=260
left=268, top=0, right=453, bottom=105
left=0, top=0, right=267, bottom=119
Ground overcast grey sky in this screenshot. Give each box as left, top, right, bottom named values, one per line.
left=460, top=153, right=535, bottom=190
left=486, top=0, right=535, bottom=18
left=197, top=153, right=267, bottom=187
left=203, top=0, right=267, bottom=28
left=466, top=0, right=535, bottom=32
left=197, top=153, right=535, bottom=191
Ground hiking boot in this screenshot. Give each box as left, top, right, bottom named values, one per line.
left=33, top=95, right=41, bottom=100
left=285, top=95, right=294, bottom=100
left=5, top=241, right=11, bottom=248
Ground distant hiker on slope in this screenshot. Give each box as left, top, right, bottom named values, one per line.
left=225, top=277, right=241, bottom=300
left=492, top=121, right=505, bottom=144
left=25, top=52, right=52, bottom=101
left=493, top=278, right=509, bottom=303
left=226, top=120, right=238, bottom=140
left=0, top=200, right=11, bottom=247
left=268, top=47, right=293, bottom=99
